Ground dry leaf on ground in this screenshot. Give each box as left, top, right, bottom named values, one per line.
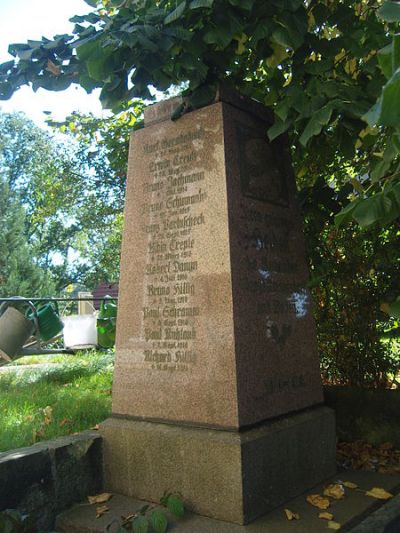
left=95, top=505, right=109, bottom=518
left=328, top=520, right=341, bottom=530
left=319, top=512, right=334, bottom=520
left=284, top=508, right=299, bottom=521
left=88, top=492, right=113, bottom=505
left=342, top=481, right=358, bottom=489
left=59, top=418, right=72, bottom=427
left=337, top=441, right=400, bottom=473
left=323, top=484, right=345, bottom=500
left=306, top=494, right=330, bottom=510
left=365, top=487, right=393, bottom=500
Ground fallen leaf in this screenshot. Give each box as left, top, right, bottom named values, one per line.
left=284, top=508, right=299, bottom=520
left=365, top=487, right=393, bottom=500
left=43, top=406, right=53, bottom=425
left=96, top=505, right=109, bottom=518
left=319, top=512, right=334, bottom=520
left=328, top=520, right=341, bottom=530
left=91, top=424, right=100, bottom=430
left=59, top=418, right=72, bottom=427
left=324, top=484, right=345, bottom=500
left=306, top=494, right=330, bottom=510
left=378, top=466, right=400, bottom=475
left=88, top=493, right=113, bottom=505
left=343, top=481, right=358, bottom=489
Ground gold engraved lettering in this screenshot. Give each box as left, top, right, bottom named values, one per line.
left=162, top=306, right=200, bottom=318
left=143, top=307, right=161, bottom=319
left=149, top=159, right=170, bottom=172
left=160, top=128, right=204, bottom=150
left=166, top=189, right=207, bottom=209
left=164, top=327, right=196, bottom=340
left=147, top=285, right=170, bottom=296
left=163, top=213, right=205, bottom=231
left=145, top=262, right=170, bottom=276
left=149, top=241, right=167, bottom=254
left=168, top=171, right=204, bottom=188
left=173, top=260, right=198, bottom=273
left=145, top=328, right=162, bottom=341
left=144, top=223, right=160, bottom=234
left=169, top=237, right=194, bottom=252
left=173, top=151, right=197, bottom=166
left=173, top=282, right=194, bottom=296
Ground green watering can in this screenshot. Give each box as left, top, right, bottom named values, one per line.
left=97, top=296, right=117, bottom=348
left=26, top=301, right=64, bottom=342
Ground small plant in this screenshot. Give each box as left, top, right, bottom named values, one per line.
left=104, top=492, right=184, bottom=533
left=0, top=509, right=35, bottom=533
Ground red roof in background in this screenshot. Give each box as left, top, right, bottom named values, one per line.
left=92, top=282, right=119, bottom=310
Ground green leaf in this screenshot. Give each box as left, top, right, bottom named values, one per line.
left=132, top=515, right=149, bottom=533
left=389, top=299, right=400, bottom=318
left=267, top=117, right=290, bottom=141
left=164, top=1, right=187, bottom=25
left=378, top=43, right=393, bottom=79
left=189, top=0, right=214, bottom=8
left=16, top=48, right=34, bottom=61
left=166, top=495, right=184, bottom=518
left=150, top=510, right=168, bottom=533
left=380, top=68, right=400, bottom=127
left=84, top=0, right=98, bottom=6
left=334, top=200, right=358, bottom=227
left=0, top=61, right=15, bottom=74
left=299, top=104, right=334, bottom=146
left=352, top=195, right=385, bottom=227
left=189, top=84, right=216, bottom=108
left=363, top=98, right=382, bottom=126
left=393, top=34, right=400, bottom=74
left=378, top=1, right=400, bottom=22
left=203, top=27, right=233, bottom=48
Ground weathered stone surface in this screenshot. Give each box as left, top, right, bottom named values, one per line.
left=0, top=431, right=102, bottom=531
left=113, top=90, right=323, bottom=429
left=101, top=407, right=335, bottom=524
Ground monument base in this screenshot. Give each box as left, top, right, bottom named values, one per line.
left=101, top=406, right=336, bottom=525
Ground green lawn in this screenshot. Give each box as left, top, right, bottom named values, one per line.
left=0, top=350, right=113, bottom=452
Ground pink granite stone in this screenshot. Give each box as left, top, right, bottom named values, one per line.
left=112, top=91, right=323, bottom=429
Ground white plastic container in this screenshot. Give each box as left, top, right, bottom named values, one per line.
left=62, top=315, right=97, bottom=349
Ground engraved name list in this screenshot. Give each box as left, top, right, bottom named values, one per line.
left=139, top=127, right=206, bottom=373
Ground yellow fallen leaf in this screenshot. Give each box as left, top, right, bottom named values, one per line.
left=324, top=484, right=345, bottom=500
left=284, top=508, right=299, bottom=521
left=328, top=521, right=341, bottom=530
left=306, top=494, right=330, bottom=510
left=319, top=512, right=334, bottom=520
left=96, top=504, right=109, bottom=518
left=88, top=492, right=113, bottom=505
left=343, top=481, right=358, bottom=489
left=365, top=487, right=393, bottom=500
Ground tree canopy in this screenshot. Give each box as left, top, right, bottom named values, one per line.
left=0, top=0, right=400, bottom=228
left=0, top=110, right=135, bottom=290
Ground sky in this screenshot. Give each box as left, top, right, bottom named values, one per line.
left=0, top=0, right=105, bottom=126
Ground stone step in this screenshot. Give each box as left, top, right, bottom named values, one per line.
left=56, top=469, right=400, bottom=533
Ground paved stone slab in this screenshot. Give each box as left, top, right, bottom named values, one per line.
left=56, top=470, right=400, bottom=532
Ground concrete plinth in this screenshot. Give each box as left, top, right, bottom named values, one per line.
left=101, top=406, right=335, bottom=525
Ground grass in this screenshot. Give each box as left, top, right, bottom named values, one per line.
left=0, top=350, right=114, bottom=452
